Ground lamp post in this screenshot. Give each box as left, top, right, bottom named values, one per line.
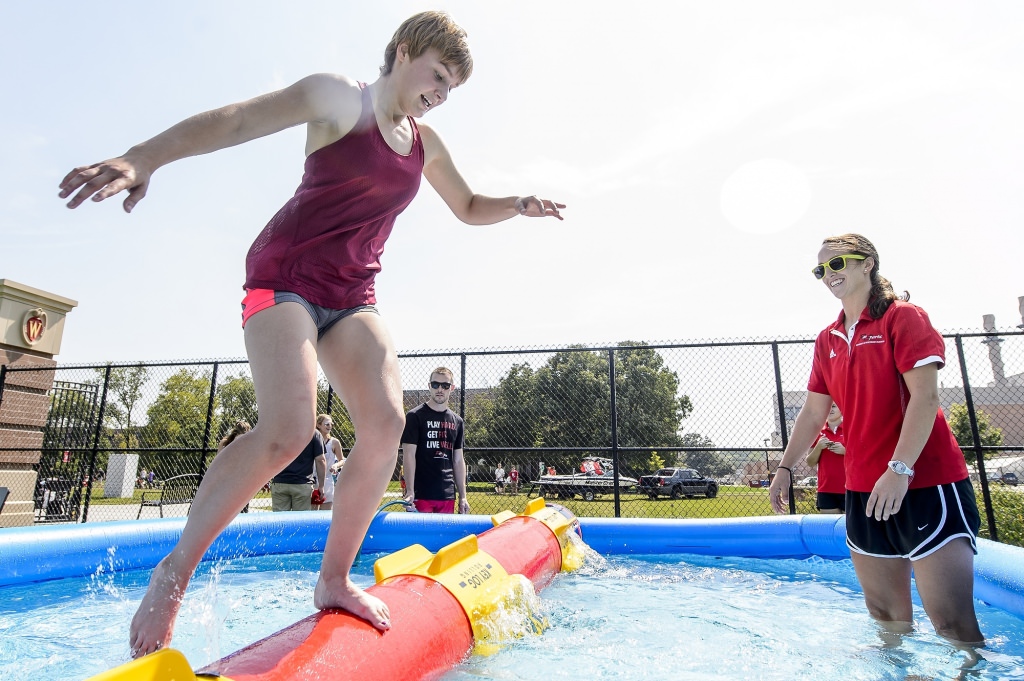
left=764, top=438, right=771, bottom=478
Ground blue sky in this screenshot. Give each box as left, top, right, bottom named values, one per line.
left=3, top=1, right=1023, bottom=365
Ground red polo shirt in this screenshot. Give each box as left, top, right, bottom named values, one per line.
left=811, top=421, right=847, bottom=494
left=807, top=301, right=967, bottom=492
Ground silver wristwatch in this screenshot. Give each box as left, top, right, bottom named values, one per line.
left=887, top=460, right=914, bottom=477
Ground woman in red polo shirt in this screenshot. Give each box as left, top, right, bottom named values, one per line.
left=769, top=233, right=983, bottom=646
left=805, top=402, right=846, bottom=514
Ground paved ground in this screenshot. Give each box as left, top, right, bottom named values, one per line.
left=35, top=497, right=274, bottom=524
left=44, top=492, right=404, bottom=524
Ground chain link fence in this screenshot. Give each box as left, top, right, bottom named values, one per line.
left=2, top=331, right=1022, bottom=545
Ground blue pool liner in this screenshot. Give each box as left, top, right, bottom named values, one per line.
left=0, top=513, right=1020, bottom=620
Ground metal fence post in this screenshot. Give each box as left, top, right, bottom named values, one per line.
left=10, top=334, right=1021, bottom=535
left=459, top=354, right=467, bottom=419
left=955, top=335, right=998, bottom=542
left=771, top=342, right=795, bottom=514
left=199, top=362, right=220, bottom=477
left=80, top=380, right=102, bottom=523
left=83, top=366, right=113, bottom=523
left=608, top=348, right=621, bottom=518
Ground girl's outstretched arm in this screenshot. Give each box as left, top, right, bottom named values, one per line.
left=59, top=73, right=361, bottom=213
left=420, top=123, right=564, bottom=224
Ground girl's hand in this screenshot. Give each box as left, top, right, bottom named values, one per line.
left=60, top=154, right=153, bottom=213
left=865, top=471, right=910, bottom=521
left=768, top=468, right=792, bottom=514
left=515, top=195, right=565, bottom=220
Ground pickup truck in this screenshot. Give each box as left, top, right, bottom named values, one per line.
left=637, top=468, right=719, bottom=499
left=533, top=457, right=638, bottom=502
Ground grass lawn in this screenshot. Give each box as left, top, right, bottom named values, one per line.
left=387, top=482, right=821, bottom=520
left=67, top=480, right=1024, bottom=547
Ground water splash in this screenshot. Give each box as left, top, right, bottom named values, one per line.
left=472, top=573, right=548, bottom=655
left=178, top=562, right=227, bottom=662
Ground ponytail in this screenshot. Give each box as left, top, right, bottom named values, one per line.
left=219, top=419, right=252, bottom=450
left=822, top=233, right=909, bottom=319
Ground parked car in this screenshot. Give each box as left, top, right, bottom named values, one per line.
left=797, top=476, right=817, bottom=487
left=997, top=472, right=1019, bottom=486
left=637, top=468, right=718, bottom=499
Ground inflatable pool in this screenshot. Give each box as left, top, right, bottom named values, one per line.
left=1, top=508, right=1022, bottom=680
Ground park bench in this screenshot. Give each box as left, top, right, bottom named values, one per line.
left=137, top=474, right=201, bottom=519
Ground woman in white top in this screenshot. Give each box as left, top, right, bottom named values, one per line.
left=315, top=414, right=344, bottom=510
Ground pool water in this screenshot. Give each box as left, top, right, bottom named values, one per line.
left=0, top=552, right=339, bottom=679
left=454, top=548, right=1024, bottom=680
left=1, top=548, right=1022, bottom=680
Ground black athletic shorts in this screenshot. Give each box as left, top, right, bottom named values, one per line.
left=846, top=478, right=979, bottom=561
left=816, top=491, right=846, bottom=512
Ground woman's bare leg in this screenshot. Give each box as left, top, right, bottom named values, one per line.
left=129, top=303, right=319, bottom=657
left=311, top=311, right=405, bottom=629
left=912, top=538, right=984, bottom=645
left=849, top=551, right=915, bottom=635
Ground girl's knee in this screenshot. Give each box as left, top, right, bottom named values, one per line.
left=354, top=406, right=405, bottom=445
left=932, top=618, right=983, bottom=646
left=251, top=427, right=315, bottom=462
left=383, top=407, right=405, bottom=438
left=864, top=597, right=912, bottom=625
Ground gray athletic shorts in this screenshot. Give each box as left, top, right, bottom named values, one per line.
left=241, top=288, right=378, bottom=339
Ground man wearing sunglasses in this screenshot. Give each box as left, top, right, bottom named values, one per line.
left=401, top=367, right=469, bottom=514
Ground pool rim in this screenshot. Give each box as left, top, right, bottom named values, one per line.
left=0, top=512, right=1021, bottom=620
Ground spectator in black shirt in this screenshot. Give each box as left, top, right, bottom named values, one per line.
left=401, top=367, right=468, bottom=513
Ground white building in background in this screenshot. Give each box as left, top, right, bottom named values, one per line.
left=768, top=297, right=1024, bottom=470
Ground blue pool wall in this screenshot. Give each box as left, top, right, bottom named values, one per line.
left=0, top=513, right=1021, bottom=620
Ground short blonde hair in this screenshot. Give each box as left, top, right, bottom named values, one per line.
left=381, top=11, right=473, bottom=85
left=431, top=366, right=454, bottom=382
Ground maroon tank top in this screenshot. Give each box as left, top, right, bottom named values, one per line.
left=244, top=82, right=424, bottom=309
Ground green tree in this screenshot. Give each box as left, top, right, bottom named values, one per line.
left=615, top=342, right=692, bottom=447
left=217, top=372, right=258, bottom=438
left=474, top=343, right=693, bottom=474
left=42, top=381, right=103, bottom=480
left=45, top=381, right=101, bottom=450
left=535, top=348, right=611, bottom=448
left=679, top=433, right=733, bottom=478
left=100, top=365, right=148, bottom=449
left=142, top=368, right=217, bottom=476
left=947, top=403, right=1003, bottom=464
left=647, top=451, right=666, bottom=472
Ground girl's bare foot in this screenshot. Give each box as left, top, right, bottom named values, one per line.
left=128, top=557, right=190, bottom=658
left=314, top=573, right=391, bottom=630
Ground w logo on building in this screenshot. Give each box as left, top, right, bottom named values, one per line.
left=22, top=308, right=47, bottom=345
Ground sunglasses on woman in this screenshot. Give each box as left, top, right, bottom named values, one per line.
left=812, top=254, right=866, bottom=280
